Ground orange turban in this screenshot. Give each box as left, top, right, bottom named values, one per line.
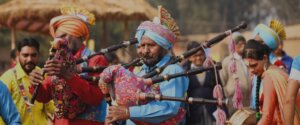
left=49, top=15, right=89, bottom=41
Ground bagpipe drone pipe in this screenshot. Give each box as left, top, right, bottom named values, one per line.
left=138, top=93, right=228, bottom=105
left=75, top=38, right=138, bottom=64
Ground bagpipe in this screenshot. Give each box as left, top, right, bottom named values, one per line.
left=80, top=21, right=247, bottom=82
left=97, top=62, right=224, bottom=125
left=93, top=22, right=247, bottom=106
left=96, top=22, right=247, bottom=125
left=98, top=62, right=222, bottom=106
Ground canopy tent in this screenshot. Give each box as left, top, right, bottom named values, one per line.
left=0, top=0, right=157, bottom=49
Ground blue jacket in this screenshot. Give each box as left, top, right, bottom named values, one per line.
left=0, top=81, right=21, bottom=125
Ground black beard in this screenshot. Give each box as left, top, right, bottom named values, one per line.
left=21, top=62, right=36, bottom=74
left=142, top=53, right=164, bottom=67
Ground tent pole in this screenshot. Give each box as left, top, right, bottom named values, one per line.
left=102, top=20, right=107, bottom=47
left=11, top=28, right=16, bottom=49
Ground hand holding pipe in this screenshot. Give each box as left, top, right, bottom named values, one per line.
left=30, top=48, right=56, bottom=105
left=142, top=22, right=247, bottom=78
left=75, top=38, right=138, bottom=64
left=30, top=38, right=67, bottom=104
left=138, top=93, right=228, bottom=105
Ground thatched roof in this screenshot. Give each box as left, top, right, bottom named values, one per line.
left=0, top=0, right=157, bottom=34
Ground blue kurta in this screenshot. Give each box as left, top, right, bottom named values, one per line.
left=0, top=81, right=21, bottom=125
left=127, top=55, right=189, bottom=124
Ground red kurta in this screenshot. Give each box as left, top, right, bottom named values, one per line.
left=30, top=46, right=108, bottom=125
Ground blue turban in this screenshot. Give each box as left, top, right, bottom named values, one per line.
left=253, top=24, right=280, bottom=50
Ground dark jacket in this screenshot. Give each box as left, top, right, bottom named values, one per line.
left=182, top=60, right=221, bottom=124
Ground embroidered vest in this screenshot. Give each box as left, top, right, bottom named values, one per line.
left=51, top=77, right=86, bottom=119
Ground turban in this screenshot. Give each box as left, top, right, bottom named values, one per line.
left=292, top=56, right=300, bottom=71
left=49, top=15, right=89, bottom=41
left=253, top=24, right=280, bottom=50
left=135, top=21, right=176, bottom=50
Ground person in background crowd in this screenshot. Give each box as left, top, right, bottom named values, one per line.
left=220, top=32, right=250, bottom=115
left=182, top=41, right=217, bottom=125
left=10, top=48, right=18, bottom=68
left=0, top=38, right=54, bottom=125
left=269, top=41, right=293, bottom=73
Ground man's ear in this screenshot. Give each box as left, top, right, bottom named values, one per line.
left=263, top=54, right=269, bottom=62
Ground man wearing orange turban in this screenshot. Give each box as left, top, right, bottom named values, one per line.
left=29, top=7, right=108, bottom=125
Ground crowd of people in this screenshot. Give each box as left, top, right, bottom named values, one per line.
left=0, top=5, right=300, bottom=125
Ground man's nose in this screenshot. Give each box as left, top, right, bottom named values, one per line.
left=143, top=46, right=150, bottom=53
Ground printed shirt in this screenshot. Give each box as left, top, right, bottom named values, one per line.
left=0, top=63, right=54, bottom=125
